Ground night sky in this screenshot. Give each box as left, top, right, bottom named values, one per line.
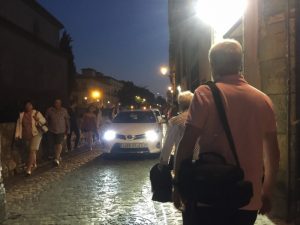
left=38, top=0, right=169, bottom=96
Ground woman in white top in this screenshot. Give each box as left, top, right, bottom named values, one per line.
left=15, top=100, right=47, bottom=176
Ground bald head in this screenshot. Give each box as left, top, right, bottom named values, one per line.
left=209, top=39, right=243, bottom=77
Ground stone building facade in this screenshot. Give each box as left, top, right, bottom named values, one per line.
left=168, top=0, right=299, bottom=222
left=72, top=68, right=123, bottom=108
left=0, top=0, right=70, bottom=122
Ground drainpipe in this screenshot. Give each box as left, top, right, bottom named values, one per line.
left=0, top=132, right=7, bottom=222
left=294, top=0, right=300, bottom=224
left=286, top=0, right=296, bottom=222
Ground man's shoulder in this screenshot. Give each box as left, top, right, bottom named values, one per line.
left=194, top=84, right=211, bottom=93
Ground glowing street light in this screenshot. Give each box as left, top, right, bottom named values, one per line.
left=168, top=86, right=173, bottom=91
left=84, top=96, right=88, bottom=100
left=160, top=66, right=169, bottom=76
left=91, top=90, right=101, bottom=99
left=130, top=105, right=134, bottom=110
left=194, top=0, right=247, bottom=41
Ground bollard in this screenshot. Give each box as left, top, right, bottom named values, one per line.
left=0, top=132, right=7, bottom=222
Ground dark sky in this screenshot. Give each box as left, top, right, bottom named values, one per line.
left=38, top=0, right=169, bottom=96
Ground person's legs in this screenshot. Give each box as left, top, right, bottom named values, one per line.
left=53, top=133, right=64, bottom=166
left=66, top=131, right=72, bottom=151
left=183, top=205, right=254, bottom=225
left=232, top=210, right=258, bottom=225
left=74, top=127, right=80, bottom=148
left=54, top=144, right=62, bottom=160
left=87, top=131, right=93, bottom=150
left=26, top=135, right=42, bottom=175
left=26, top=149, right=36, bottom=175
left=183, top=205, right=223, bottom=225
left=46, top=132, right=55, bottom=159
left=20, top=140, right=29, bottom=166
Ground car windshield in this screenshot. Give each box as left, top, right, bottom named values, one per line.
left=113, top=111, right=156, bottom=123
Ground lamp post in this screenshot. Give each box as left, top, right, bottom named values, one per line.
left=160, top=66, right=176, bottom=105
left=160, top=66, right=176, bottom=93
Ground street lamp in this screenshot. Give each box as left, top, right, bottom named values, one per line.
left=160, top=66, right=176, bottom=94
left=194, top=0, right=247, bottom=41
left=91, top=90, right=101, bottom=99
left=160, top=66, right=169, bottom=76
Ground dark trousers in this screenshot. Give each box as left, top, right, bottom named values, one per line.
left=183, top=205, right=257, bottom=225
left=67, top=126, right=80, bottom=150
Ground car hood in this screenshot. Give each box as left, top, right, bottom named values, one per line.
left=107, top=123, right=160, bottom=135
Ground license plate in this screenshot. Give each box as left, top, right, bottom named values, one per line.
left=120, top=143, right=147, bottom=148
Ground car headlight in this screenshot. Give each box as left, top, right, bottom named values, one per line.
left=103, top=130, right=116, bottom=141
left=145, top=130, right=159, bottom=142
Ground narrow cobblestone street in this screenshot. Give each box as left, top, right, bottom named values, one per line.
left=2, top=148, right=289, bottom=225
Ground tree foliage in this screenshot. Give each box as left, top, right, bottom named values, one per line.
left=59, top=31, right=76, bottom=95
left=117, top=81, right=158, bottom=107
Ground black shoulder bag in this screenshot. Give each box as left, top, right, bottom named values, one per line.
left=177, top=81, right=253, bottom=209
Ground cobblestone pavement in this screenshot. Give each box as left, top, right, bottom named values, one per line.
left=3, top=150, right=289, bottom=225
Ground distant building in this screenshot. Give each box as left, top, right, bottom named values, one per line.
left=72, top=68, right=123, bottom=108
left=0, top=0, right=70, bottom=122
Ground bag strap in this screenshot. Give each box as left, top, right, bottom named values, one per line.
left=206, top=81, right=241, bottom=168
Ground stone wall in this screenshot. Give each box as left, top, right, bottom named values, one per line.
left=257, top=0, right=296, bottom=219
left=0, top=123, right=22, bottom=178
left=0, top=16, right=69, bottom=122
left=0, top=122, right=58, bottom=179
left=0, top=131, right=7, bottom=222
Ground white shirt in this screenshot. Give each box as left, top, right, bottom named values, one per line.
left=160, top=111, right=199, bottom=164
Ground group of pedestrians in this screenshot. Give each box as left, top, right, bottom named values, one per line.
left=157, top=39, right=280, bottom=225
left=15, top=98, right=102, bottom=176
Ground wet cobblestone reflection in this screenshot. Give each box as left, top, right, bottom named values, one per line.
left=3, top=151, right=287, bottom=225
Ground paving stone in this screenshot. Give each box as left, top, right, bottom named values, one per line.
left=2, top=149, right=288, bottom=225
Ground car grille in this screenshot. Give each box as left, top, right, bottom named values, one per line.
left=116, top=133, right=145, bottom=140
left=116, top=134, right=126, bottom=140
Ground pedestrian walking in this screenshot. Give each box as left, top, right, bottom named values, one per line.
left=15, top=100, right=47, bottom=176
left=81, top=105, right=98, bottom=150
left=46, top=99, right=70, bottom=166
left=159, top=91, right=195, bottom=169
left=173, top=39, right=280, bottom=225
left=67, top=102, right=80, bottom=151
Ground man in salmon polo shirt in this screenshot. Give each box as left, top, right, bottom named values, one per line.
left=173, top=39, right=280, bottom=225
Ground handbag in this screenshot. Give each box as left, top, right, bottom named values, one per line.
left=35, top=111, right=48, bottom=134
left=150, top=164, right=173, bottom=203
left=177, top=81, right=253, bottom=209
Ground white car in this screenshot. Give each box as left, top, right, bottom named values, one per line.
left=102, top=110, right=163, bottom=154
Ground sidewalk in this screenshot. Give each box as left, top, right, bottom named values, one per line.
left=3, top=144, right=99, bottom=189
left=4, top=147, right=102, bottom=206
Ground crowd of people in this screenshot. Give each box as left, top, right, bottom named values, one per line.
left=14, top=98, right=109, bottom=176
